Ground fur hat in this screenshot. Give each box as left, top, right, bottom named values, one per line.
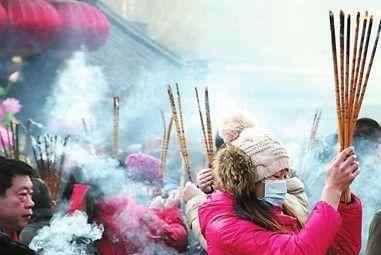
left=232, top=128, right=290, bottom=182
left=213, top=145, right=258, bottom=194
left=124, top=153, right=162, bottom=184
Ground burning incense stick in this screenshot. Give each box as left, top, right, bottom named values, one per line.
left=195, top=87, right=214, bottom=167
left=306, top=109, right=322, bottom=152
left=159, top=110, right=167, bottom=176
left=329, top=11, right=343, bottom=148
left=348, top=13, right=360, bottom=143
left=356, top=20, right=381, bottom=122
left=329, top=10, right=381, bottom=202
left=175, top=84, right=191, bottom=175
left=167, top=85, right=192, bottom=184
left=112, top=97, right=120, bottom=158
left=205, top=87, right=214, bottom=164
left=159, top=113, right=174, bottom=178
left=195, top=87, right=209, bottom=159
left=163, top=116, right=174, bottom=170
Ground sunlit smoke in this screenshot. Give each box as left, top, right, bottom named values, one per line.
left=29, top=211, right=103, bottom=255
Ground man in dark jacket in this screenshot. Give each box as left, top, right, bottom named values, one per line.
left=0, top=156, right=36, bottom=254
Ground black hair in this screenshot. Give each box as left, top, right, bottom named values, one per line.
left=354, top=118, right=381, bottom=140
left=353, top=118, right=381, bottom=154
left=215, top=132, right=226, bottom=151
left=0, top=156, right=35, bottom=197
left=31, top=178, right=52, bottom=210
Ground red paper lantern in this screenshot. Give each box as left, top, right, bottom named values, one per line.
left=0, top=0, right=61, bottom=56
left=50, top=0, right=110, bottom=52
left=0, top=3, right=6, bottom=35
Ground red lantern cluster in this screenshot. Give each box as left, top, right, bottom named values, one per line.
left=51, top=0, right=110, bottom=51
left=0, top=0, right=110, bottom=57
left=0, top=3, right=6, bottom=35
left=0, top=0, right=62, bottom=56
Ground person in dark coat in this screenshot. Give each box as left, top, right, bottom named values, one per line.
left=0, top=157, right=36, bottom=254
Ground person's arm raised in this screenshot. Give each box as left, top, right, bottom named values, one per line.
left=321, top=147, right=359, bottom=210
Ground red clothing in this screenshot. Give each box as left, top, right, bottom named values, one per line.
left=95, top=195, right=188, bottom=255
left=199, top=190, right=362, bottom=255
left=68, top=184, right=90, bottom=214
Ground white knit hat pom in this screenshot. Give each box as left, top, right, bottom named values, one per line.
left=218, top=111, right=256, bottom=143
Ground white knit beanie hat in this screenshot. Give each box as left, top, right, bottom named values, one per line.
left=218, top=112, right=255, bottom=143
left=232, top=128, right=291, bottom=182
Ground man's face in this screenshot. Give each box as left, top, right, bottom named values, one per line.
left=0, top=175, right=34, bottom=232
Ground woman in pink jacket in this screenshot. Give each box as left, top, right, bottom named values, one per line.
left=198, top=132, right=362, bottom=255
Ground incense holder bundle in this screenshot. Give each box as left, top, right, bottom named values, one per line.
left=329, top=10, right=381, bottom=150
left=329, top=10, right=381, bottom=201
left=32, top=135, right=70, bottom=202
left=167, top=84, right=192, bottom=184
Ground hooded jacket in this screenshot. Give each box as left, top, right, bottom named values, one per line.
left=199, top=190, right=362, bottom=255
left=95, top=195, right=188, bottom=255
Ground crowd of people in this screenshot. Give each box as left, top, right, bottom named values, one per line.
left=1, top=112, right=381, bottom=254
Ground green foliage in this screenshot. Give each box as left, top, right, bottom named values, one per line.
left=2, top=112, right=14, bottom=126
left=0, top=86, right=6, bottom=98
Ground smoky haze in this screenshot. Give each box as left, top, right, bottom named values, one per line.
left=29, top=1, right=381, bottom=254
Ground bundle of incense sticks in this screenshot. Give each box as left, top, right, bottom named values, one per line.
left=329, top=11, right=381, bottom=201
left=0, top=121, right=20, bottom=160
left=167, top=84, right=192, bottom=184
left=32, top=134, right=70, bottom=202
left=25, top=119, right=33, bottom=155
left=112, top=96, right=120, bottom=158
left=159, top=110, right=174, bottom=177
left=306, top=109, right=322, bottom=153
left=195, top=87, right=214, bottom=167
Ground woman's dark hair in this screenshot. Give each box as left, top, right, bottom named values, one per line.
left=31, top=178, right=52, bottom=210
left=353, top=118, right=381, bottom=154
left=213, top=146, right=283, bottom=231
left=354, top=118, right=381, bottom=141
left=215, top=132, right=225, bottom=151
left=0, top=157, right=35, bottom=197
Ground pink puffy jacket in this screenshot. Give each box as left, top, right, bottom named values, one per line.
left=199, top=191, right=362, bottom=255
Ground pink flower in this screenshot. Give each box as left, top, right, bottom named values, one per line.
left=0, top=125, right=12, bottom=150
left=2, top=98, right=22, bottom=114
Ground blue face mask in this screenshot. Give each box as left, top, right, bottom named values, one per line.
left=259, top=179, right=287, bottom=207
